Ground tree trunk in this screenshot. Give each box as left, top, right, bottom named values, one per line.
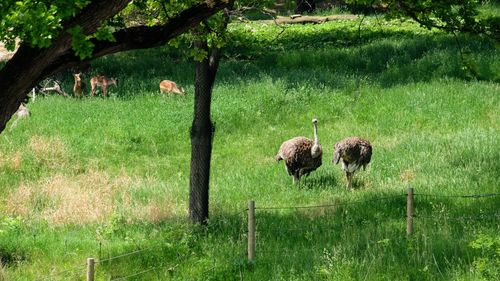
left=295, top=0, right=316, bottom=14
left=189, top=39, right=217, bottom=224
left=188, top=5, right=231, bottom=223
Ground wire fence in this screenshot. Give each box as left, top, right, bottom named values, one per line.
left=414, top=212, right=500, bottom=221
left=97, top=247, right=152, bottom=264
left=254, top=194, right=406, bottom=210
left=34, top=189, right=499, bottom=280
left=36, top=265, right=86, bottom=281
left=414, top=192, right=500, bottom=198
left=106, top=252, right=196, bottom=281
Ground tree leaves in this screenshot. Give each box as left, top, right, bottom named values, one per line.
left=0, top=1, right=94, bottom=51
left=67, top=25, right=94, bottom=59
left=345, top=0, right=495, bottom=39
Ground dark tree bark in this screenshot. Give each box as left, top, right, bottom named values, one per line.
left=189, top=38, right=215, bottom=224
left=295, top=0, right=316, bottom=14
left=0, top=0, right=230, bottom=133
left=188, top=38, right=225, bottom=224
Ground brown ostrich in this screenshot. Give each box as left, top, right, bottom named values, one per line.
left=333, top=137, right=372, bottom=188
left=276, top=118, right=322, bottom=184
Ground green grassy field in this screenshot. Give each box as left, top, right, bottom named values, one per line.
left=0, top=15, right=499, bottom=281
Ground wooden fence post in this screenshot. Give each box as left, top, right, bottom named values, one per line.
left=86, top=257, right=95, bottom=281
left=407, top=187, right=414, bottom=235
left=248, top=200, right=255, bottom=262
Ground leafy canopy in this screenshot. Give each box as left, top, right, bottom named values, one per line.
left=346, top=0, right=499, bottom=40
left=0, top=0, right=91, bottom=50
left=1, top=0, right=496, bottom=59
left=0, top=0, right=236, bottom=59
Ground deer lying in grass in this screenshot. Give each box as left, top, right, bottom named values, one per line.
left=73, top=73, right=85, bottom=98
left=90, top=75, right=117, bottom=97
left=9, top=103, right=30, bottom=131
left=159, top=80, right=185, bottom=95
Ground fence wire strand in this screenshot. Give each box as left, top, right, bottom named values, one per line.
left=110, top=265, right=163, bottom=281
left=36, top=264, right=85, bottom=281
left=255, top=194, right=406, bottom=210
left=98, top=247, right=152, bottom=263
left=257, top=216, right=407, bottom=234
left=414, top=193, right=500, bottom=198
left=414, top=212, right=500, bottom=221
left=106, top=251, right=197, bottom=280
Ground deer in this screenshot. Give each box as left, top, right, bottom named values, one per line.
left=73, top=72, right=85, bottom=98
left=9, top=103, right=30, bottom=131
left=73, top=73, right=85, bottom=98
left=159, top=80, right=185, bottom=95
left=90, top=75, right=117, bottom=97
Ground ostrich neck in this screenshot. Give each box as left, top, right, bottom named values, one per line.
left=313, top=122, right=319, bottom=145
left=311, top=122, right=321, bottom=158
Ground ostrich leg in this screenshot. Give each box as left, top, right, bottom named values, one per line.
left=346, top=172, right=353, bottom=188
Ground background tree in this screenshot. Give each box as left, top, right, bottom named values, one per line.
left=295, top=0, right=316, bottom=14
left=0, top=0, right=232, bottom=133
left=345, top=0, right=499, bottom=39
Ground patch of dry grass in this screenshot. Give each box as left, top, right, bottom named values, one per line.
left=374, top=135, right=404, bottom=150
left=400, top=168, right=416, bottom=183
left=134, top=200, right=182, bottom=222
left=4, top=170, right=181, bottom=225
left=0, top=150, right=23, bottom=170
left=29, top=135, right=68, bottom=169
left=0, top=261, right=6, bottom=281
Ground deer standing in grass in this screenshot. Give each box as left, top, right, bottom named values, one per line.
left=159, top=80, right=185, bottom=95
left=90, top=75, right=117, bottom=97
left=73, top=73, right=85, bottom=98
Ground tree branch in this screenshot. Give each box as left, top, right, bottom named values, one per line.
left=396, top=1, right=484, bottom=35
left=0, top=0, right=231, bottom=133
left=95, top=0, right=229, bottom=57
left=44, top=0, right=231, bottom=76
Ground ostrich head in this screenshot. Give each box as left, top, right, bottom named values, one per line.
left=311, top=118, right=322, bottom=158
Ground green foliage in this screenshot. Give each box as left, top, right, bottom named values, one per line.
left=67, top=25, right=94, bottom=59
left=470, top=234, right=500, bottom=280
left=67, top=23, right=117, bottom=59
left=345, top=0, right=499, bottom=40
left=0, top=216, right=23, bottom=236
left=93, top=25, right=116, bottom=42
left=0, top=217, right=26, bottom=267
left=0, top=0, right=91, bottom=50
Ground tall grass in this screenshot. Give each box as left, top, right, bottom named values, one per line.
left=0, top=16, right=499, bottom=280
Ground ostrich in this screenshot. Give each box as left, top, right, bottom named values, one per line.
left=333, top=137, right=372, bottom=188
left=276, top=118, right=322, bottom=184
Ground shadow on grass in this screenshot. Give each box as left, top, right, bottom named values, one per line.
left=240, top=34, right=497, bottom=89
left=48, top=26, right=498, bottom=99
left=301, top=173, right=338, bottom=189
